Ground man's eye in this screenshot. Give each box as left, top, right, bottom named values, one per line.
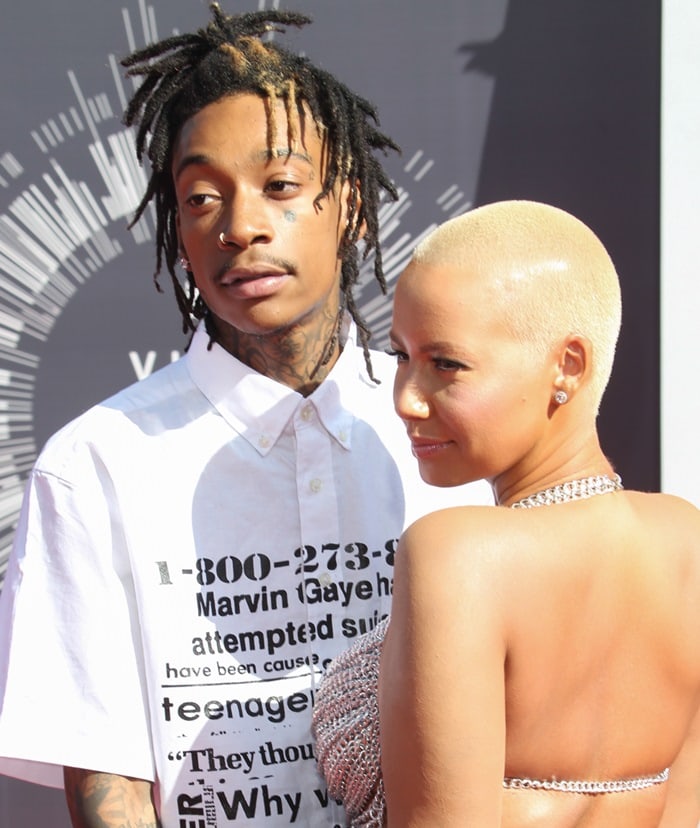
left=186, top=193, right=216, bottom=207
left=385, top=348, right=408, bottom=363
left=266, top=179, right=298, bottom=194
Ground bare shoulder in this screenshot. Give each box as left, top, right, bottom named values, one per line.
left=389, top=506, right=509, bottom=656
left=395, top=505, right=522, bottom=607
left=625, top=490, right=700, bottom=544
left=400, top=505, right=509, bottom=565
left=400, top=504, right=531, bottom=562
left=627, top=489, right=699, bottom=517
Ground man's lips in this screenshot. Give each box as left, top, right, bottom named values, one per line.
left=220, top=264, right=290, bottom=286
left=218, top=263, right=293, bottom=299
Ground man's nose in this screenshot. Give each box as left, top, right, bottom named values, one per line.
left=218, top=190, right=273, bottom=249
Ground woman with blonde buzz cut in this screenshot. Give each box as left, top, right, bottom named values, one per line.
left=313, top=200, right=700, bottom=827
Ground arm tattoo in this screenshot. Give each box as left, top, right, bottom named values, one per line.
left=64, top=768, right=160, bottom=828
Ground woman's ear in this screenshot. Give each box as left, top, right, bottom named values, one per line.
left=554, top=334, right=590, bottom=397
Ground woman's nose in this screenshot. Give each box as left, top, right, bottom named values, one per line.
left=393, top=375, right=430, bottom=420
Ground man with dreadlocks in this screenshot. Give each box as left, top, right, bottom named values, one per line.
left=0, top=4, right=490, bottom=827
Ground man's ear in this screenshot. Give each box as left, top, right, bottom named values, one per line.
left=174, top=211, right=194, bottom=272
left=175, top=210, right=187, bottom=258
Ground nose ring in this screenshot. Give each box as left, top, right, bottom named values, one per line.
left=219, top=232, right=233, bottom=247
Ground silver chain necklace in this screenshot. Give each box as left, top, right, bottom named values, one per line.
left=503, top=767, right=668, bottom=794
left=509, top=473, right=623, bottom=509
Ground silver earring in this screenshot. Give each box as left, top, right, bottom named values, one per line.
left=179, top=256, right=191, bottom=271
left=553, top=389, right=569, bottom=405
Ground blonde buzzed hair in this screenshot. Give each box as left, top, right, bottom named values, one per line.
left=411, top=200, right=622, bottom=410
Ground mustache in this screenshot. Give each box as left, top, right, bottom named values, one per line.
left=215, top=255, right=297, bottom=281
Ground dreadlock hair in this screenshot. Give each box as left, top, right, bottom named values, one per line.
left=121, top=3, right=400, bottom=378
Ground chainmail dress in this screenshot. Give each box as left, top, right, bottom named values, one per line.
left=312, top=607, right=669, bottom=827
left=312, top=617, right=388, bottom=827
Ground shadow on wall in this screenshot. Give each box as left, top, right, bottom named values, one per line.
left=0, top=777, right=71, bottom=827
left=462, top=0, right=662, bottom=492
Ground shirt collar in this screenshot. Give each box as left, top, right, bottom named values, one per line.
left=184, top=317, right=379, bottom=456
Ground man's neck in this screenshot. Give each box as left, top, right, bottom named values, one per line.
left=211, top=311, right=343, bottom=396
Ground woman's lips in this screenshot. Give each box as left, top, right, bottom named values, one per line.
left=409, top=437, right=452, bottom=460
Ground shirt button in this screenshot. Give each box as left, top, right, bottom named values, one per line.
left=338, top=429, right=348, bottom=443
left=319, top=572, right=332, bottom=586
left=301, top=404, right=314, bottom=421
left=310, top=478, right=322, bottom=493
left=258, top=435, right=271, bottom=449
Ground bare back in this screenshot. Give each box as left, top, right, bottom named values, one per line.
left=380, top=492, right=700, bottom=827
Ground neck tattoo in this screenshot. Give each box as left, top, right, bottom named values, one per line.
left=509, top=474, right=623, bottom=509
left=311, top=306, right=344, bottom=378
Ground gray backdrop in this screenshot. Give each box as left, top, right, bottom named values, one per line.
left=0, top=1, right=660, bottom=824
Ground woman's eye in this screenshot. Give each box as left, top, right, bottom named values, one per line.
left=385, top=348, right=408, bottom=363
left=433, top=357, right=467, bottom=371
